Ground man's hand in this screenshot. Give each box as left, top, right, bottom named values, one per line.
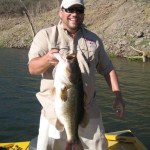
left=47, top=49, right=59, bottom=66
left=28, top=49, right=59, bottom=75
left=113, top=91, right=125, bottom=118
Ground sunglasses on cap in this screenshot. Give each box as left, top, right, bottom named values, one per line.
left=62, top=6, right=84, bottom=14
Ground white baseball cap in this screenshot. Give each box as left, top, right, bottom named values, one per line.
left=61, top=0, right=84, bottom=9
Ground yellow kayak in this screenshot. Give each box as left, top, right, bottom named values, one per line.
left=105, top=130, right=148, bottom=150
left=0, top=141, right=29, bottom=150
left=0, top=130, right=148, bottom=150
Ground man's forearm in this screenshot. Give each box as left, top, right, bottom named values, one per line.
left=28, top=49, right=59, bottom=75
left=105, top=69, right=121, bottom=92
left=105, top=69, right=125, bottom=117
left=28, top=54, right=52, bottom=75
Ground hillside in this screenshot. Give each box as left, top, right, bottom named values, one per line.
left=0, top=0, right=150, bottom=58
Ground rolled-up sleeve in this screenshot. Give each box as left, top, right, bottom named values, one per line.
left=96, top=39, right=114, bottom=75
left=28, top=29, right=49, bottom=62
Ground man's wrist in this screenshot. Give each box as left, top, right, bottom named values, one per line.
left=114, top=91, right=122, bottom=99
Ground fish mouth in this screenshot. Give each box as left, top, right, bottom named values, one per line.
left=66, top=53, right=76, bottom=62
left=65, top=54, right=79, bottom=83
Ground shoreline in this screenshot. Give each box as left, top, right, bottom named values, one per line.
left=0, top=1, right=150, bottom=61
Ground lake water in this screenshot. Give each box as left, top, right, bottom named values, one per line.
left=0, top=48, right=149, bottom=149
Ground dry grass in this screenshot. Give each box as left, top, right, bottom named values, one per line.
left=0, top=0, right=60, bottom=16
left=0, top=0, right=150, bottom=58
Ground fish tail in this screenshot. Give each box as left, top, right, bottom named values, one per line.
left=65, top=141, right=72, bottom=150
left=65, top=140, right=83, bottom=150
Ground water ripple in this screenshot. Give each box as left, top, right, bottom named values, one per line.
left=0, top=49, right=149, bottom=148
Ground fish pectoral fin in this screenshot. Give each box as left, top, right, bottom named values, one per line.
left=60, top=87, right=68, bottom=102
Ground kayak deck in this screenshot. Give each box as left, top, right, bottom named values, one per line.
left=0, top=141, right=29, bottom=150
left=0, top=130, right=148, bottom=150
left=105, top=130, right=148, bottom=150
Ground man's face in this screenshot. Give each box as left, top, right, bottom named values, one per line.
left=59, top=5, right=84, bottom=33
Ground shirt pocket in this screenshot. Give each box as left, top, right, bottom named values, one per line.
left=56, top=42, right=70, bottom=58
left=79, top=47, right=97, bottom=69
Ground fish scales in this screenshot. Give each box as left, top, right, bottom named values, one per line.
left=53, top=53, right=84, bottom=150
left=63, top=81, right=84, bottom=141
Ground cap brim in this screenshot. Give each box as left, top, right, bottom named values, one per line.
left=61, top=3, right=84, bottom=9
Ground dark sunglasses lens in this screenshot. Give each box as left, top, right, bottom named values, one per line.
left=76, top=8, right=84, bottom=14
left=66, top=8, right=74, bottom=13
left=64, top=7, right=84, bottom=14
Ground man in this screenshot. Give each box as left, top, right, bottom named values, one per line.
left=28, top=0, right=125, bottom=149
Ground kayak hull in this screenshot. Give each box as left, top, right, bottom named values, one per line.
left=0, top=130, right=148, bottom=150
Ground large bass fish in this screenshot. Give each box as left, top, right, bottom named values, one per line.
left=52, top=53, right=86, bottom=150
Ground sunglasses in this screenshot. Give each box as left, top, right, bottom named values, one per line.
left=62, top=7, right=84, bottom=14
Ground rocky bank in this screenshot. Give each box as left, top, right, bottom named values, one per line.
left=0, top=0, right=150, bottom=59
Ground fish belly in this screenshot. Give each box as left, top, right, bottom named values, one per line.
left=55, top=82, right=84, bottom=142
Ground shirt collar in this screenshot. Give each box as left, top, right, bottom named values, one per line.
left=58, top=20, right=84, bottom=37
